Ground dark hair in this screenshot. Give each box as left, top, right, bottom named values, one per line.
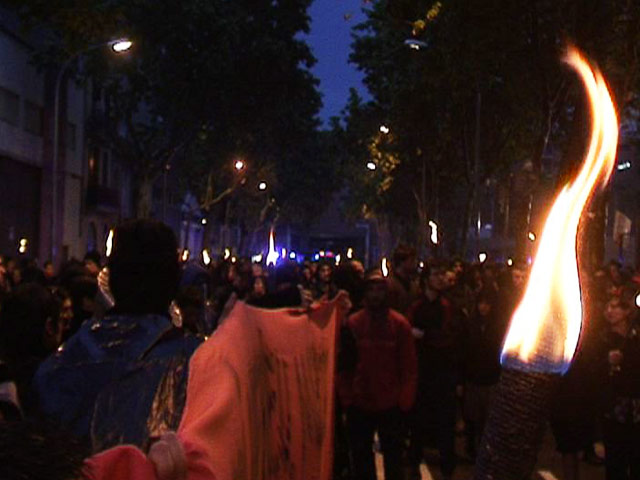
left=0, top=283, right=60, bottom=360
left=108, top=219, right=180, bottom=316
left=392, top=244, right=416, bottom=266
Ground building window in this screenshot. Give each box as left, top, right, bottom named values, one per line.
left=23, top=100, right=43, bottom=135
left=66, top=122, right=76, bottom=151
left=0, top=87, right=20, bottom=126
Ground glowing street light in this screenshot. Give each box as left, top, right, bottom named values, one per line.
left=379, top=125, right=390, bottom=134
left=366, top=161, right=377, bottom=171
left=111, top=39, right=133, bottom=52
left=289, top=251, right=296, bottom=260
left=201, top=218, right=207, bottom=225
left=234, top=159, right=245, bottom=171
left=258, top=181, right=267, bottom=191
left=18, top=238, right=28, bottom=254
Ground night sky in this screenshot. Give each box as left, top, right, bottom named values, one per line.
left=306, top=0, right=370, bottom=126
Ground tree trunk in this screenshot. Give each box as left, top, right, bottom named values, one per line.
left=135, top=175, right=154, bottom=219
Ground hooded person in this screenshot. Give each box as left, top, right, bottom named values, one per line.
left=33, top=219, right=203, bottom=452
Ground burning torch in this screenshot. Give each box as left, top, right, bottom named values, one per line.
left=474, top=47, right=619, bottom=480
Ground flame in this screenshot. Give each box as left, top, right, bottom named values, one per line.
left=181, top=249, right=190, bottom=262
left=202, top=249, right=211, bottom=266
left=502, top=47, right=619, bottom=373
left=223, top=248, right=231, bottom=260
left=381, top=257, right=389, bottom=277
left=106, top=229, right=114, bottom=257
left=266, top=227, right=279, bottom=267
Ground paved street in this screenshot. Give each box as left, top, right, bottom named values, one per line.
left=375, top=427, right=606, bottom=480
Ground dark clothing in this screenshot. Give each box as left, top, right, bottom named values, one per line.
left=408, top=295, right=464, bottom=477
left=33, top=314, right=202, bottom=451
left=463, top=312, right=504, bottom=385
left=386, top=274, right=414, bottom=315
left=597, top=321, right=640, bottom=479
left=347, top=406, right=406, bottom=480
left=347, top=308, right=418, bottom=413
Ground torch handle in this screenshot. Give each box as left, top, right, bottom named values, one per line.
left=474, top=368, right=557, bottom=480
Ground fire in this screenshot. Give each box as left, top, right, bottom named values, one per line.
left=381, top=257, right=389, bottom=277
left=266, top=227, right=279, bottom=267
left=105, top=229, right=114, bottom=257
left=502, top=47, right=619, bottom=373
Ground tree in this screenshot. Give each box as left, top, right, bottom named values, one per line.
left=342, top=0, right=640, bottom=259
left=9, top=0, right=337, bottom=224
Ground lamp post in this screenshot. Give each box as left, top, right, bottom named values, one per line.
left=50, top=39, right=132, bottom=263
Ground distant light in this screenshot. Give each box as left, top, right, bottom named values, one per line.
left=258, top=181, right=267, bottom=191
left=366, top=162, right=377, bottom=171
left=313, top=253, right=320, bottom=261
left=202, top=249, right=211, bottom=265
left=404, top=38, right=428, bottom=50
left=234, top=160, right=245, bottom=171
left=507, top=258, right=513, bottom=267
left=381, top=257, right=389, bottom=277
left=528, top=232, right=537, bottom=242
left=223, top=248, right=231, bottom=260
left=231, top=256, right=237, bottom=264
left=617, top=161, right=631, bottom=171
left=252, top=253, right=263, bottom=263
left=201, top=218, right=207, bottom=225
left=181, top=249, right=190, bottom=262
left=419, top=261, right=425, bottom=269
left=478, top=252, right=487, bottom=263
left=428, top=220, right=438, bottom=244
left=347, top=247, right=354, bottom=259
left=281, top=248, right=287, bottom=259
left=105, top=229, right=114, bottom=257
left=335, top=254, right=341, bottom=266
left=111, top=39, right=133, bottom=53
left=379, top=125, right=390, bottom=134
left=319, top=250, right=325, bottom=257
left=289, top=251, right=296, bottom=260
left=636, top=293, right=640, bottom=308
left=19, top=238, right=27, bottom=246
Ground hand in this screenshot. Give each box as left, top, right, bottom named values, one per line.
left=335, top=290, right=353, bottom=316
left=148, top=432, right=187, bottom=480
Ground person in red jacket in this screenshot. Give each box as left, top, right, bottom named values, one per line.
left=346, top=269, right=418, bottom=480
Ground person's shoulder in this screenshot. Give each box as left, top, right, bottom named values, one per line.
left=388, top=309, right=411, bottom=329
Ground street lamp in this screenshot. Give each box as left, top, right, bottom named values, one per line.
left=51, top=38, right=132, bottom=263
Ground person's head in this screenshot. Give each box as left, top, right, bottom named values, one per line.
left=50, top=287, right=73, bottom=335
left=350, top=260, right=365, bottom=279
left=452, top=257, right=465, bottom=279
left=476, top=289, right=496, bottom=317
left=317, top=261, right=333, bottom=284
left=443, top=270, right=457, bottom=289
left=252, top=275, right=267, bottom=298
left=511, top=262, right=528, bottom=291
left=108, top=219, right=180, bottom=316
left=251, top=262, right=263, bottom=278
left=607, top=260, right=623, bottom=284
left=83, top=251, right=102, bottom=277
left=363, top=270, right=388, bottom=310
left=44, top=261, right=55, bottom=279
left=0, top=283, right=63, bottom=359
left=604, top=294, right=634, bottom=330
left=420, top=262, right=446, bottom=294
left=392, top=245, right=417, bottom=278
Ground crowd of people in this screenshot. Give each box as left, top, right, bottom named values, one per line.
left=0, top=219, right=639, bottom=480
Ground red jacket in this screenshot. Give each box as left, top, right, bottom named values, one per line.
left=347, top=308, right=418, bottom=412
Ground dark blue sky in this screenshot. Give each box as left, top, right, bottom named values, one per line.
left=306, top=0, right=370, bottom=126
